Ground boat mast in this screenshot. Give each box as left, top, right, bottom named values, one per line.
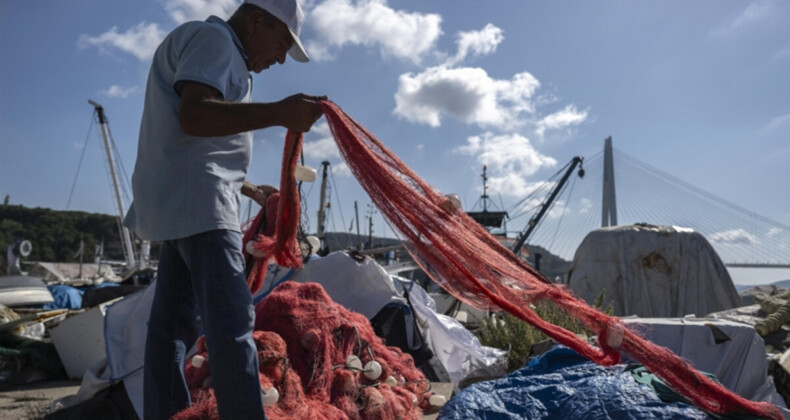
left=482, top=165, right=489, bottom=212
left=316, top=161, right=330, bottom=249
left=88, top=100, right=137, bottom=270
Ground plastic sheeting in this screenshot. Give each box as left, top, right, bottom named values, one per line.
left=43, top=285, right=83, bottom=310
left=392, top=276, right=507, bottom=387
left=51, top=282, right=154, bottom=418
left=621, top=317, right=789, bottom=411
left=252, top=252, right=399, bottom=319
left=439, top=346, right=709, bottom=420
left=567, top=224, right=741, bottom=317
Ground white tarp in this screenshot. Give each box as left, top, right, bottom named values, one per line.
left=622, top=317, right=789, bottom=414
left=393, top=276, right=507, bottom=386
left=252, top=252, right=400, bottom=319
left=567, top=224, right=741, bottom=317
left=51, top=282, right=153, bottom=418
left=28, top=262, right=120, bottom=284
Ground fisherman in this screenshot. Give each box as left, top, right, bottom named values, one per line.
left=123, top=0, right=324, bottom=418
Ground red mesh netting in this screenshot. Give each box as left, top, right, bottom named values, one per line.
left=176, top=281, right=431, bottom=420
left=317, top=100, right=782, bottom=419
left=243, top=130, right=305, bottom=294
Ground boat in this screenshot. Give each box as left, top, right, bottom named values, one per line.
left=0, top=275, right=54, bottom=308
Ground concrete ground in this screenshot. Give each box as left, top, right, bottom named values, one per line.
left=0, top=380, right=80, bottom=420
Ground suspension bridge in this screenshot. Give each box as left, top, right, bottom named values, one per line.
left=497, top=137, right=790, bottom=269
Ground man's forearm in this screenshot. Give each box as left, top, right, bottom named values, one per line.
left=178, top=81, right=326, bottom=137
left=180, top=99, right=285, bottom=137
left=241, top=180, right=258, bottom=198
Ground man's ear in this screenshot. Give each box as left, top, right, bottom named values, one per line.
left=247, top=9, right=264, bottom=36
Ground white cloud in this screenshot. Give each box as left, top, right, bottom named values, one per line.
left=161, top=0, right=239, bottom=24
left=485, top=174, right=549, bottom=199
left=303, top=136, right=341, bottom=160
left=78, top=22, right=167, bottom=61
left=99, top=85, right=140, bottom=98
left=767, top=227, right=785, bottom=237
left=773, top=40, right=790, bottom=61
left=79, top=0, right=237, bottom=62
left=445, top=24, right=504, bottom=66
left=763, top=113, right=790, bottom=132
left=416, top=144, right=424, bottom=150
left=306, top=0, right=442, bottom=64
left=535, top=105, right=588, bottom=139
left=332, top=161, right=352, bottom=177
left=708, top=228, right=760, bottom=246
left=710, top=2, right=774, bottom=38
left=455, top=132, right=557, bottom=198
left=578, top=198, right=592, bottom=214
left=302, top=122, right=340, bottom=160
left=394, top=66, right=541, bottom=129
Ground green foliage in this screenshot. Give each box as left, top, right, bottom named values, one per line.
left=593, top=289, right=615, bottom=315
left=473, top=300, right=587, bottom=372
left=474, top=291, right=614, bottom=372
left=0, top=204, right=146, bottom=272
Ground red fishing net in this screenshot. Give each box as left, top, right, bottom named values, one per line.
left=243, top=130, right=306, bottom=294
left=176, top=281, right=431, bottom=420
left=317, top=100, right=782, bottom=420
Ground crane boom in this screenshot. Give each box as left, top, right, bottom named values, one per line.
left=511, top=156, right=584, bottom=254
left=88, top=100, right=139, bottom=270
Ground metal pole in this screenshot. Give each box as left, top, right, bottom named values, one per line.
left=354, top=201, right=361, bottom=249
left=482, top=165, right=488, bottom=212
left=78, top=236, right=84, bottom=280
left=368, top=213, right=373, bottom=249
left=317, top=161, right=330, bottom=239
left=367, top=204, right=374, bottom=249
left=88, top=100, right=136, bottom=269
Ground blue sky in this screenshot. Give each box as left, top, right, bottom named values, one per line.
left=2, top=0, right=789, bottom=284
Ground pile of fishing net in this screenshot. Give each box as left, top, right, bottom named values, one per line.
left=173, top=281, right=432, bottom=420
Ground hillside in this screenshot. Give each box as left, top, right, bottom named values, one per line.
left=0, top=204, right=132, bottom=271
left=0, top=204, right=573, bottom=282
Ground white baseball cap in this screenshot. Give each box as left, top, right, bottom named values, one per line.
left=243, top=0, right=309, bottom=63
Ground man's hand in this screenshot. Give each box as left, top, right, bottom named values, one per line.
left=242, top=181, right=278, bottom=207
left=178, top=82, right=327, bottom=136
left=277, top=94, right=327, bottom=132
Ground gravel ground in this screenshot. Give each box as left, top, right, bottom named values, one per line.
left=0, top=381, right=80, bottom=420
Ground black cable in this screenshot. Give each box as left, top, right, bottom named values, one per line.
left=66, top=113, right=95, bottom=209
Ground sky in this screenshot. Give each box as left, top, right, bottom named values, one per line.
left=2, top=0, right=789, bottom=285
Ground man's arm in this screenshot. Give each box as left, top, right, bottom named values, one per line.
left=179, top=81, right=326, bottom=137
left=241, top=181, right=278, bottom=207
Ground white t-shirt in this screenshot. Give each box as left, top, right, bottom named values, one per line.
left=125, top=16, right=253, bottom=241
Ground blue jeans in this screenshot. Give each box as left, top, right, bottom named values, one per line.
left=144, top=229, right=266, bottom=420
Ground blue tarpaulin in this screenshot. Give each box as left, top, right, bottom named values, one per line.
left=43, top=285, right=84, bottom=310
left=438, top=346, right=709, bottom=419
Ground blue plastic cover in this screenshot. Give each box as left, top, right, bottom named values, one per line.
left=438, top=346, right=708, bottom=419
left=43, top=285, right=84, bottom=310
